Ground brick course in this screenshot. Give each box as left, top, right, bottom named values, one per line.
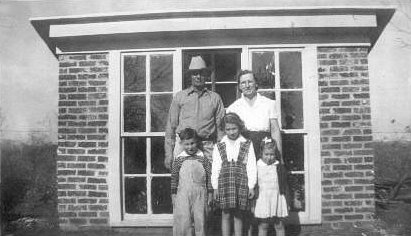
left=318, top=47, right=374, bottom=228
left=57, top=53, right=109, bottom=230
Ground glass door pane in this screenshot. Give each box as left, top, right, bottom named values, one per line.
left=152, top=177, right=172, bottom=214
left=123, top=137, right=146, bottom=174
left=281, top=91, right=304, bottom=129
left=124, top=55, right=146, bottom=93
left=151, top=54, right=173, bottom=92
left=124, top=177, right=147, bottom=214
left=251, top=51, right=275, bottom=89
left=123, top=95, right=146, bottom=132
left=279, top=52, right=302, bottom=89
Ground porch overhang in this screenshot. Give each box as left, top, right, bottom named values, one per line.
left=30, top=6, right=395, bottom=55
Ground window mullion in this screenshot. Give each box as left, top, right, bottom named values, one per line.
left=146, top=55, right=153, bottom=215
left=274, top=51, right=282, bottom=129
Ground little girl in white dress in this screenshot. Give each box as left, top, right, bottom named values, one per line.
left=254, top=137, right=289, bottom=236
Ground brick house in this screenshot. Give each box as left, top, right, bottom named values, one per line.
left=31, top=4, right=394, bottom=232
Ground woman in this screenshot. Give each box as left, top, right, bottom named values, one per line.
left=227, top=70, right=284, bottom=236
left=227, top=70, right=282, bottom=158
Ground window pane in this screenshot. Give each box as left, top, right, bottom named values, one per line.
left=282, top=134, right=304, bottom=171
left=288, top=174, right=305, bottom=212
left=151, top=54, right=173, bottom=92
left=151, top=94, right=173, bottom=132
left=258, top=91, right=276, bottom=100
left=215, top=53, right=239, bottom=82
left=124, top=55, right=146, bottom=93
left=281, top=91, right=303, bottom=129
left=123, top=137, right=146, bottom=174
left=280, top=52, right=302, bottom=89
left=252, top=51, right=275, bottom=89
left=152, top=177, right=172, bottom=214
left=123, top=137, right=147, bottom=174
left=124, top=177, right=147, bottom=214
left=124, top=95, right=146, bottom=132
left=151, top=137, right=169, bottom=174
left=215, top=84, right=237, bottom=107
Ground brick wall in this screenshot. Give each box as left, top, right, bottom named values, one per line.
left=57, top=53, right=110, bottom=230
left=317, top=47, right=374, bottom=228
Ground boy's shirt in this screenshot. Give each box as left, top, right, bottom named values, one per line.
left=171, top=149, right=213, bottom=194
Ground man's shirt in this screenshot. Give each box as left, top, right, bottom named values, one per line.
left=165, top=87, right=225, bottom=160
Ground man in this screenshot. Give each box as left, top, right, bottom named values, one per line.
left=227, top=70, right=282, bottom=159
left=164, top=55, right=225, bottom=170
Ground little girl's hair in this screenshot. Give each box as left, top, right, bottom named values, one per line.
left=259, top=137, right=282, bottom=161
left=220, top=112, right=245, bottom=132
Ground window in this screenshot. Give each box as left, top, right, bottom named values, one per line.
left=248, top=47, right=321, bottom=223
left=120, top=52, right=177, bottom=223
left=109, top=46, right=320, bottom=226
left=251, top=49, right=306, bottom=212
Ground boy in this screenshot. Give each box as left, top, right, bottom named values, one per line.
left=171, top=128, right=213, bottom=236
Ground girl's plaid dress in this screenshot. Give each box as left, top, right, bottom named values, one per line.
left=217, top=140, right=251, bottom=210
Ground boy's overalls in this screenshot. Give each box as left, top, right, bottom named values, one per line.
left=173, top=158, right=207, bottom=236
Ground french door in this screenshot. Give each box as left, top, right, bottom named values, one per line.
left=112, top=46, right=320, bottom=226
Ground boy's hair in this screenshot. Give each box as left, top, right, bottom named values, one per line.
left=220, top=112, right=245, bottom=132
left=179, top=128, right=199, bottom=141
left=259, top=137, right=282, bottom=161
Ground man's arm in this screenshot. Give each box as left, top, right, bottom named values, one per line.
left=214, top=96, right=225, bottom=142
left=164, top=95, right=180, bottom=170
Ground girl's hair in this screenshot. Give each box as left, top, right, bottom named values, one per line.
left=236, top=70, right=259, bottom=91
left=259, top=137, right=282, bottom=162
left=179, top=127, right=199, bottom=141
left=220, top=112, right=245, bottom=132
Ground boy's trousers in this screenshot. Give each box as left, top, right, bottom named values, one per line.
left=173, top=160, right=207, bottom=236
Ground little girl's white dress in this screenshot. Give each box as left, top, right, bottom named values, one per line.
left=254, top=159, right=288, bottom=218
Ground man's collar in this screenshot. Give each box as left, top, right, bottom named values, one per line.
left=188, top=86, right=208, bottom=95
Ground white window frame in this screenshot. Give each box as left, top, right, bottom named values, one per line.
left=109, top=45, right=320, bottom=226
left=246, top=46, right=321, bottom=224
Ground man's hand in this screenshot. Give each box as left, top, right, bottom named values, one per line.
left=164, top=157, right=172, bottom=170
left=207, top=192, right=213, bottom=215
left=248, top=188, right=255, bottom=199
left=213, top=189, right=219, bottom=201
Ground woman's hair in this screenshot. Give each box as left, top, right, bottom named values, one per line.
left=220, top=112, right=245, bottom=132
left=259, top=137, right=282, bottom=161
left=179, top=127, right=199, bottom=141
left=236, top=70, right=259, bottom=91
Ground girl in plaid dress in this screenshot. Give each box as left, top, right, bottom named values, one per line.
left=254, top=137, right=289, bottom=236
left=211, top=113, right=257, bottom=236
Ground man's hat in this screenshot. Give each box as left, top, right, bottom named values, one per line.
left=188, top=56, right=208, bottom=71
